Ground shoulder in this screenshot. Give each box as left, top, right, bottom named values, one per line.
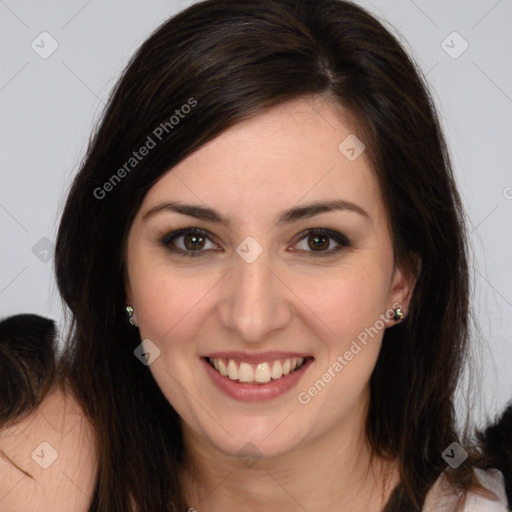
left=423, top=468, right=509, bottom=512
left=0, top=382, right=97, bottom=512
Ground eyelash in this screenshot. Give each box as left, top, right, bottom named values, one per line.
left=158, top=227, right=351, bottom=258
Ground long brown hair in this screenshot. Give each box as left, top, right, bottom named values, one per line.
left=54, top=0, right=490, bottom=510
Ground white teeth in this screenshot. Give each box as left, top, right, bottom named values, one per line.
left=227, top=359, right=238, bottom=380
left=218, top=359, right=228, bottom=377
left=255, top=362, right=271, bottom=383
left=238, top=362, right=254, bottom=382
left=209, top=356, right=306, bottom=383
left=271, top=360, right=283, bottom=379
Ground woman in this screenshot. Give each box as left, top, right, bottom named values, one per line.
left=0, top=0, right=510, bottom=510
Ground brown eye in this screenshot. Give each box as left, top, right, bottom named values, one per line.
left=294, top=228, right=350, bottom=257
left=308, top=234, right=330, bottom=251
left=183, top=233, right=206, bottom=250
left=160, top=228, right=216, bottom=257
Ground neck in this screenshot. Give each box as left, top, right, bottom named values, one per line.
left=179, top=397, right=400, bottom=511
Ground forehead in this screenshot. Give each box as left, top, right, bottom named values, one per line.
left=138, top=96, right=384, bottom=227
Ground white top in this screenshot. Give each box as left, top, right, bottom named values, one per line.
left=423, top=468, right=509, bottom=511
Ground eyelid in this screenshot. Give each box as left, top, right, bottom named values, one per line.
left=294, top=227, right=350, bottom=246
left=291, top=227, right=350, bottom=257
left=159, top=227, right=211, bottom=247
left=159, top=227, right=219, bottom=257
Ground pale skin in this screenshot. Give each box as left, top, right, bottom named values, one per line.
left=124, top=95, right=416, bottom=511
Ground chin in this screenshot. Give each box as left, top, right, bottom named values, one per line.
left=195, top=414, right=307, bottom=461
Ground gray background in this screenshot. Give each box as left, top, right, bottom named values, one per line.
left=1, top=0, right=511, bottom=431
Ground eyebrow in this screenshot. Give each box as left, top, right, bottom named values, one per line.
left=142, top=199, right=369, bottom=226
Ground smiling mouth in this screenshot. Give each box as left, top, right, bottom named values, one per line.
left=205, top=356, right=312, bottom=385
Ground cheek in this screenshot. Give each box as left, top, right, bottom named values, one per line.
left=133, top=268, right=215, bottom=344
left=128, top=264, right=215, bottom=417
left=293, top=269, right=390, bottom=420
left=126, top=234, right=219, bottom=338
left=294, top=263, right=391, bottom=343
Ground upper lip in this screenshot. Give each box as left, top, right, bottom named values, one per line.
left=203, top=351, right=313, bottom=364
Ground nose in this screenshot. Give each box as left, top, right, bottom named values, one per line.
left=217, top=245, right=293, bottom=343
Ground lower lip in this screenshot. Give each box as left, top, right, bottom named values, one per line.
left=201, top=357, right=313, bottom=402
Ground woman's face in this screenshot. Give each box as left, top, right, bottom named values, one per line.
left=125, top=96, right=413, bottom=460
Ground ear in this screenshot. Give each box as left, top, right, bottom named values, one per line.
left=125, top=285, right=133, bottom=306
left=123, top=263, right=133, bottom=305
left=124, top=271, right=139, bottom=326
left=388, top=255, right=421, bottom=316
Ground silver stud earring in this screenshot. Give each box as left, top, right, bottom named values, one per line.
left=393, top=307, right=404, bottom=321
left=126, top=305, right=135, bottom=326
